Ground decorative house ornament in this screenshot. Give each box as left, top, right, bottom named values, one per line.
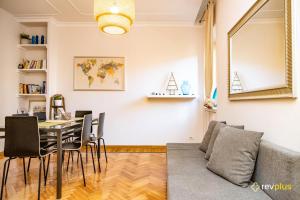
left=231, top=72, right=243, bottom=93
left=166, top=73, right=178, bottom=95
left=94, top=0, right=135, bottom=35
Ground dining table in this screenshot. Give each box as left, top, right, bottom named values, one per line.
left=0, top=117, right=100, bottom=200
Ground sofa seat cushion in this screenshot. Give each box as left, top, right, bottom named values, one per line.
left=167, top=143, right=271, bottom=200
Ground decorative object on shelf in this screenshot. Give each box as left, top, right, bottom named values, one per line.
left=28, top=100, right=46, bottom=115
left=42, top=81, right=46, bottom=94
left=20, top=33, right=30, bottom=44
left=231, top=72, right=243, bottom=93
left=166, top=72, right=178, bottom=95
left=41, top=35, right=45, bottom=44
left=212, top=88, right=218, bottom=100
left=74, top=56, right=125, bottom=91
left=94, top=0, right=135, bottom=35
left=181, top=80, right=191, bottom=95
left=49, top=94, right=66, bottom=119
left=53, top=95, right=63, bottom=106
left=35, top=35, right=39, bottom=44
left=31, top=35, right=35, bottom=44
left=204, top=98, right=217, bottom=110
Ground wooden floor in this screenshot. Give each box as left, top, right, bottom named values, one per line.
left=0, top=152, right=167, bottom=200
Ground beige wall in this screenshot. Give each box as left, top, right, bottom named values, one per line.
left=54, top=25, right=205, bottom=145
left=216, top=0, right=300, bottom=151
left=0, top=8, right=20, bottom=149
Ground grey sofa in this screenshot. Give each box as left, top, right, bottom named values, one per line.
left=167, top=141, right=300, bottom=200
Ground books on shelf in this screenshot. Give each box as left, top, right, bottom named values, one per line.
left=19, top=81, right=46, bottom=94
left=18, top=59, right=47, bottom=70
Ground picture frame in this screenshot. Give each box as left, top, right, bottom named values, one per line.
left=28, top=100, right=46, bottom=114
left=73, top=56, right=126, bottom=91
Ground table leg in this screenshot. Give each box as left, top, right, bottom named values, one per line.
left=56, top=130, right=62, bottom=199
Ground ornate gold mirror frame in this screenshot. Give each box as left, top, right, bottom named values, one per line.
left=228, top=0, right=295, bottom=100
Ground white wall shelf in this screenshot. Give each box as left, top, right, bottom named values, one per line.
left=18, top=44, right=47, bottom=50
left=147, top=95, right=196, bottom=99
left=18, top=94, right=47, bottom=97
left=18, top=69, right=47, bottom=73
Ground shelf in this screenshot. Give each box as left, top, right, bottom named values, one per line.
left=147, top=95, right=196, bottom=99
left=18, top=44, right=47, bottom=49
left=18, top=94, right=47, bottom=97
left=204, top=108, right=217, bottom=113
left=18, top=69, right=47, bottom=73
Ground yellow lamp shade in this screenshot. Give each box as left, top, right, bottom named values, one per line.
left=94, top=0, right=135, bottom=35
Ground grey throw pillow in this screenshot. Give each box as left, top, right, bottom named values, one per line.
left=199, top=121, right=226, bottom=152
left=205, top=123, right=244, bottom=160
left=207, top=126, right=264, bottom=187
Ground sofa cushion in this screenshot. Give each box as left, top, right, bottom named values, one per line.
left=205, top=124, right=244, bottom=160
left=167, top=143, right=271, bottom=200
left=199, top=121, right=226, bottom=153
left=253, top=140, right=300, bottom=200
left=207, top=127, right=263, bottom=187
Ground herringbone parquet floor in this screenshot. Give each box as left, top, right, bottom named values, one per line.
left=0, top=153, right=166, bottom=200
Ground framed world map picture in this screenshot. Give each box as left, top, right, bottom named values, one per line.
left=73, top=56, right=125, bottom=91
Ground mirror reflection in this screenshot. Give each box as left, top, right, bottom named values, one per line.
left=230, top=0, right=286, bottom=94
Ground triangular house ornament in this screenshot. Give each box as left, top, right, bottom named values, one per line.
left=231, top=72, right=243, bottom=93
left=166, top=72, right=178, bottom=95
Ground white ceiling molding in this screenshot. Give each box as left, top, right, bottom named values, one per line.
left=55, top=21, right=203, bottom=28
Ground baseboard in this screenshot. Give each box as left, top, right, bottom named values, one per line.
left=83, top=145, right=167, bottom=153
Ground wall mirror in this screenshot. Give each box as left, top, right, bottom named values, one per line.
left=228, top=0, right=294, bottom=100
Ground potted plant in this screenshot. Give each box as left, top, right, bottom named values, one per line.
left=53, top=95, right=63, bottom=107
left=20, top=33, right=30, bottom=44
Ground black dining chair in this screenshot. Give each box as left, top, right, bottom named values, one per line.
left=90, top=112, right=107, bottom=171
left=74, top=111, right=94, bottom=163
left=62, top=114, right=93, bottom=186
left=1, top=116, right=55, bottom=200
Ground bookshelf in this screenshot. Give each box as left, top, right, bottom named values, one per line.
left=17, top=20, right=49, bottom=115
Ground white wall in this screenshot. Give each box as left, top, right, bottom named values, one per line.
left=216, top=0, right=300, bottom=151
left=0, top=8, right=20, bottom=148
left=54, top=25, right=205, bottom=145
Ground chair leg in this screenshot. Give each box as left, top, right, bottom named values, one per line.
left=1, top=159, right=10, bottom=200
left=67, top=151, right=71, bottom=171
left=77, top=151, right=79, bottom=165
left=42, top=158, right=46, bottom=181
left=101, top=138, right=108, bottom=163
left=4, top=159, right=11, bottom=184
left=38, top=158, right=43, bottom=200
left=71, top=151, right=74, bottom=162
left=95, top=143, right=101, bottom=172
left=89, top=145, right=96, bottom=173
left=27, top=157, right=31, bottom=172
left=22, top=158, right=27, bottom=185
left=44, top=154, right=51, bottom=186
left=85, top=145, right=88, bottom=163
left=78, top=151, right=86, bottom=186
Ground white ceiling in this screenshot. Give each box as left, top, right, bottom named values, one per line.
left=0, top=0, right=203, bottom=23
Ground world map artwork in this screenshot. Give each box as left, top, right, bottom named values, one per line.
left=74, top=57, right=125, bottom=91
